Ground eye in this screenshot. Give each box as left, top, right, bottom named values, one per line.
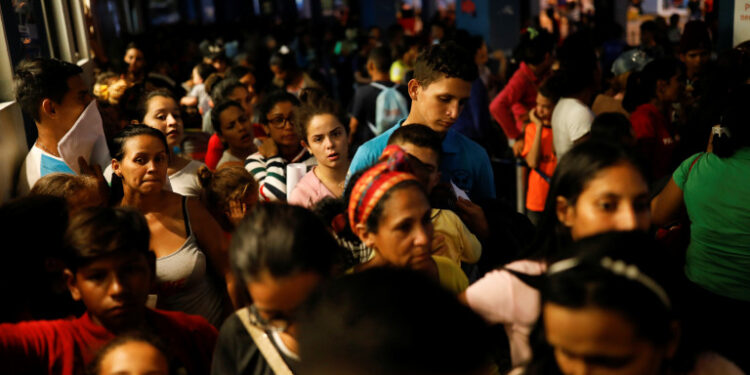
left=134, top=157, right=145, bottom=164
left=598, top=200, right=616, bottom=212
left=331, top=128, right=343, bottom=137
left=312, top=135, right=323, bottom=143
left=86, top=272, right=107, bottom=282
left=438, top=96, right=451, bottom=103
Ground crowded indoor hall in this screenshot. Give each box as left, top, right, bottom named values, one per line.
left=0, top=0, right=748, bottom=374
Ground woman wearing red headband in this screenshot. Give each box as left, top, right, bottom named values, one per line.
left=347, top=145, right=468, bottom=293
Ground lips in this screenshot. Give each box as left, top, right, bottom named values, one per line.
left=327, top=152, right=340, bottom=161
left=166, top=130, right=180, bottom=138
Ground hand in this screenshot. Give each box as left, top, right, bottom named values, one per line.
left=226, top=199, right=247, bottom=227
left=529, top=108, right=542, bottom=126
left=78, top=157, right=110, bottom=204
left=258, top=137, right=278, bottom=159
left=456, top=198, right=490, bottom=240
left=512, top=138, right=525, bottom=157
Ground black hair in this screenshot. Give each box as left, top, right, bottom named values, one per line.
left=394, top=35, right=419, bottom=59
left=368, top=46, right=393, bottom=74
left=87, top=332, right=173, bottom=375
left=537, top=73, right=563, bottom=103
left=555, top=33, right=599, bottom=95
left=623, top=58, right=682, bottom=112
left=298, top=267, right=493, bottom=375
left=225, top=65, right=255, bottom=83
left=111, top=124, right=170, bottom=162
left=387, top=124, right=442, bottom=163
left=211, top=100, right=244, bottom=136
left=523, top=141, right=646, bottom=263
left=269, top=49, right=298, bottom=72
left=193, top=63, right=217, bottom=82
left=210, top=78, right=245, bottom=103
left=135, top=88, right=176, bottom=122
left=515, top=28, right=555, bottom=65
left=713, top=84, right=750, bottom=158
left=63, top=207, right=151, bottom=272
left=413, top=41, right=478, bottom=87
left=590, top=112, right=636, bottom=146
left=526, top=231, right=679, bottom=374
left=230, top=203, right=343, bottom=282
left=679, top=20, right=712, bottom=54
left=14, top=58, right=84, bottom=122
left=294, top=88, right=347, bottom=142
left=257, top=90, right=300, bottom=125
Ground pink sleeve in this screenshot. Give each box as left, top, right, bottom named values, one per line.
left=465, top=261, right=544, bottom=325
left=490, top=74, right=524, bottom=140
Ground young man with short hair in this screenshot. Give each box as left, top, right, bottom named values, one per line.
left=0, top=207, right=217, bottom=374
left=15, top=58, right=102, bottom=196
left=349, top=42, right=496, bottom=201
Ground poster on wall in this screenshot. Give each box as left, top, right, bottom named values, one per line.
left=735, top=1, right=750, bottom=46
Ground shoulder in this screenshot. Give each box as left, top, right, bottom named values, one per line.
left=433, top=255, right=469, bottom=293
left=151, top=308, right=218, bottom=336
left=183, top=160, right=206, bottom=173
left=450, top=131, right=490, bottom=161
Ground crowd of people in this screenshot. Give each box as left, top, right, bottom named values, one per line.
left=1, top=5, right=749, bottom=375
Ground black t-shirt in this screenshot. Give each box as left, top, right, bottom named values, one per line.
left=211, top=314, right=300, bottom=375
left=349, top=80, right=411, bottom=152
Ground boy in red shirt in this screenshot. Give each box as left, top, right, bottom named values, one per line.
left=0, top=207, right=217, bottom=375
left=522, top=78, right=560, bottom=225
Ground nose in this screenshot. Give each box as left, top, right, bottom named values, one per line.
left=108, top=273, right=124, bottom=297
left=616, top=205, right=639, bottom=231
left=446, top=101, right=460, bottom=120
left=413, top=222, right=432, bottom=248
left=166, top=113, right=178, bottom=126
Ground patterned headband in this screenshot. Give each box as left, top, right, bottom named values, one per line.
left=348, top=145, right=419, bottom=230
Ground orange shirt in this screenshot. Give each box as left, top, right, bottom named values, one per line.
left=521, top=124, right=557, bottom=212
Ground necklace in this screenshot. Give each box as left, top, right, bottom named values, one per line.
left=36, top=141, right=59, bottom=157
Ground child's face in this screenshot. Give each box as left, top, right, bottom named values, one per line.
left=397, top=141, right=440, bottom=194
left=98, top=341, right=169, bottom=375
left=535, top=93, right=555, bottom=124
left=66, top=253, right=153, bottom=330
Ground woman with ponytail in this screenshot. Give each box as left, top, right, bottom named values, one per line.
left=652, top=85, right=750, bottom=372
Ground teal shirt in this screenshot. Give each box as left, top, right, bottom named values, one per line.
left=348, top=120, right=496, bottom=201
left=674, top=149, right=750, bottom=300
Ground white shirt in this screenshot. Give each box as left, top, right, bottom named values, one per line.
left=16, top=146, right=74, bottom=196
left=551, top=97, right=594, bottom=158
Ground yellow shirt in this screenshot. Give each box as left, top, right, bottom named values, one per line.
left=434, top=255, right=469, bottom=294
left=431, top=209, right=482, bottom=265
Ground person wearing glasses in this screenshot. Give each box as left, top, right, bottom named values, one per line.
left=211, top=204, right=344, bottom=375
left=245, top=91, right=316, bottom=202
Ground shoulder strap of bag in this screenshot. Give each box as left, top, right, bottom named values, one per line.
left=236, top=308, right=295, bottom=375
left=504, top=267, right=545, bottom=290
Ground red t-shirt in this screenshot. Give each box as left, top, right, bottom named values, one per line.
left=522, top=124, right=557, bottom=212
left=630, top=103, right=677, bottom=180
left=0, top=309, right=217, bottom=375
left=489, top=62, right=541, bottom=140
left=205, top=123, right=266, bottom=170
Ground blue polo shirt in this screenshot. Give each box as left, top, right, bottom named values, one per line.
left=348, top=120, right=496, bottom=201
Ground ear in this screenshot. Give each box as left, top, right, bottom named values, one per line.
left=64, top=269, right=82, bottom=301
left=556, top=196, right=575, bottom=228
left=112, top=159, right=123, bottom=178
left=407, top=78, right=421, bottom=101
left=665, top=320, right=681, bottom=359
left=301, top=140, right=311, bottom=153
left=366, top=60, right=375, bottom=71
left=41, top=98, right=56, bottom=118
left=263, top=124, right=271, bottom=136
left=355, top=223, right=376, bottom=248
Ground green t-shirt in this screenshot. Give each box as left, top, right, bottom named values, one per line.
left=674, top=149, right=750, bottom=301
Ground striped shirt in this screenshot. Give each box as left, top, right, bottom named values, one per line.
left=244, top=149, right=315, bottom=202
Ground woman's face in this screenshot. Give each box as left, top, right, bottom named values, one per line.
left=359, top=185, right=434, bottom=269
left=124, top=48, right=145, bottom=74
left=142, top=96, right=183, bottom=148
left=218, top=105, right=254, bottom=152
left=544, top=303, right=669, bottom=375
left=112, top=135, right=168, bottom=195
left=227, top=86, right=254, bottom=119
left=557, top=163, right=650, bottom=241
left=97, top=341, right=169, bottom=375
left=303, top=114, right=348, bottom=170
left=659, top=73, right=682, bottom=104
left=263, top=101, right=299, bottom=147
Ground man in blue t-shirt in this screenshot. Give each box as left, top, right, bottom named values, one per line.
left=349, top=41, right=496, bottom=201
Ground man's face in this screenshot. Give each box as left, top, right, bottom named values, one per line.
left=408, top=76, right=471, bottom=134
left=53, top=75, right=92, bottom=133
left=680, top=49, right=710, bottom=77
left=66, top=252, right=153, bottom=331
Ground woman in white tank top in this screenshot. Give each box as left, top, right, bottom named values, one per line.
left=111, top=124, right=235, bottom=327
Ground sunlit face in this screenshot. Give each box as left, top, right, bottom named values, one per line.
left=142, top=95, right=183, bottom=148
left=409, top=76, right=472, bottom=134
left=218, top=105, right=254, bottom=153
left=680, top=49, right=709, bottom=77
left=124, top=48, right=145, bottom=74
left=263, top=101, right=300, bottom=148
left=535, top=92, right=555, bottom=124
left=247, top=270, right=323, bottom=339
left=227, top=86, right=254, bottom=119
left=557, top=163, right=650, bottom=241
left=359, top=185, right=434, bottom=270
left=66, top=253, right=152, bottom=330
left=303, top=114, right=348, bottom=170
left=112, top=135, right=169, bottom=195
left=544, top=303, right=668, bottom=375
left=397, top=142, right=440, bottom=194
left=97, top=341, right=169, bottom=375
left=54, top=75, right=93, bottom=134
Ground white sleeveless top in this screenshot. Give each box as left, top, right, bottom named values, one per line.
left=154, top=196, right=228, bottom=326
